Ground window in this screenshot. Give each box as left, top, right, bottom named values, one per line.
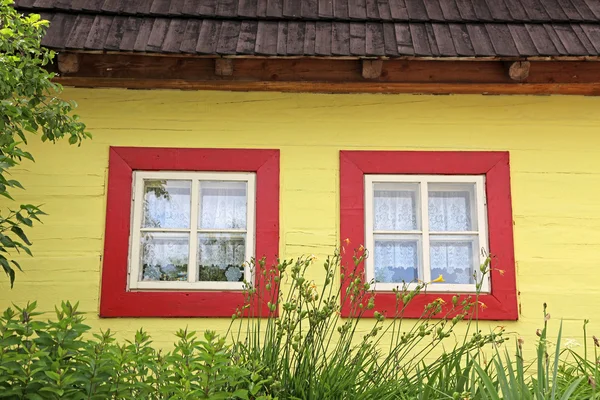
left=365, top=175, right=489, bottom=293
left=129, top=172, right=255, bottom=291
left=100, top=147, right=279, bottom=318
left=340, top=151, right=517, bottom=320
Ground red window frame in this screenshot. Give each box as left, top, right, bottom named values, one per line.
left=340, top=151, right=517, bottom=320
left=100, top=147, right=279, bottom=318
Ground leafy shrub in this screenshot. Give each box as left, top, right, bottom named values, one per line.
left=0, top=302, right=272, bottom=399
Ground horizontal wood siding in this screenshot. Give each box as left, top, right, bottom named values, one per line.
left=1, top=89, right=599, bottom=357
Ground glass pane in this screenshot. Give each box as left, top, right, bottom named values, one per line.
left=428, top=183, right=476, bottom=232
left=198, top=233, right=246, bottom=282
left=373, top=183, right=419, bottom=231
left=199, top=181, right=247, bottom=230
left=142, top=180, right=191, bottom=229
left=373, top=235, right=420, bottom=283
left=430, top=236, right=478, bottom=284
left=140, top=232, right=189, bottom=281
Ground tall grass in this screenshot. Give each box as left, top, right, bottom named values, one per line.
left=228, top=245, right=504, bottom=399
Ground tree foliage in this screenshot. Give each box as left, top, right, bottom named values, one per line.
left=0, top=0, right=90, bottom=287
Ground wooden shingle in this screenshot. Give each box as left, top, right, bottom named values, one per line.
left=14, top=0, right=600, bottom=58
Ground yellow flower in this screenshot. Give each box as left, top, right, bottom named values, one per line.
left=343, top=238, right=351, bottom=245
left=497, top=269, right=505, bottom=276
left=309, top=254, right=317, bottom=261
left=478, top=301, right=487, bottom=310
left=435, top=297, right=446, bottom=305
left=310, top=282, right=317, bottom=290
left=431, top=275, right=445, bottom=283
left=358, top=244, right=365, bottom=251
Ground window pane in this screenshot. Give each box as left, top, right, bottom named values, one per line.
left=140, top=232, right=189, bottom=281
left=199, top=181, right=247, bottom=230
left=428, top=183, right=476, bottom=232
left=198, top=233, right=246, bottom=282
left=142, top=180, right=191, bottom=229
left=430, top=236, right=478, bottom=284
left=373, top=183, right=419, bottom=231
left=374, top=235, right=420, bottom=283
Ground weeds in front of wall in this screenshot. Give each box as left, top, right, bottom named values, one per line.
left=1, top=244, right=599, bottom=399
left=228, top=244, right=504, bottom=399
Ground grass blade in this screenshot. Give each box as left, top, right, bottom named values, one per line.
left=474, top=362, right=501, bottom=400
left=551, top=320, right=564, bottom=400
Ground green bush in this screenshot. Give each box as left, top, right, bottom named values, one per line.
left=1, top=248, right=598, bottom=399
left=0, top=302, right=272, bottom=399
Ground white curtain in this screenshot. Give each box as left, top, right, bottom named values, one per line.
left=428, top=190, right=472, bottom=231
left=374, top=239, right=418, bottom=283
left=430, top=240, right=475, bottom=284
left=143, top=180, right=191, bottom=229
left=198, top=234, right=246, bottom=282
left=140, top=232, right=189, bottom=281
left=373, top=184, right=476, bottom=284
left=200, top=181, right=247, bottom=230
left=373, top=188, right=417, bottom=231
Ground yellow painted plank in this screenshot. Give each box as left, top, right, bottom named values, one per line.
left=1, top=88, right=599, bottom=354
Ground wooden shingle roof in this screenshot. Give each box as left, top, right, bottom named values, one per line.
left=15, top=0, right=600, bottom=57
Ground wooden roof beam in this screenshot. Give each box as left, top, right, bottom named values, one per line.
left=362, top=60, right=384, bottom=79
left=215, top=58, right=233, bottom=76
left=57, top=53, right=80, bottom=74
left=507, top=61, right=530, bottom=82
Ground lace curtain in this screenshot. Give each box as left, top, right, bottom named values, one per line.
left=200, top=182, right=247, bottom=230
left=140, top=180, right=248, bottom=283
left=143, top=180, right=191, bottom=229
left=373, top=185, right=476, bottom=285
left=199, top=181, right=247, bottom=282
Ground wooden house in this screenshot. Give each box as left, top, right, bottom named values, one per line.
left=4, top=0, right=600, bottom=348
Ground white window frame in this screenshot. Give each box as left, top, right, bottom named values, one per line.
left=128, top=171, right=256, bottom=291
left=365, top=174, right=489, bottom=293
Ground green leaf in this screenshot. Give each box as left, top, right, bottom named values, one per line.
left=11, top=226, right=32, bottom=245
left=232, top=389, right=249, bottom=400
left=15, top=213, right=33, bottom=227
left=559, top=376, right=584, bottom=400
left=473, top=363, right=501, bottom=400
left=551, top=321, right=563, bottom=400
left=44, top=371, right=61, bottom=381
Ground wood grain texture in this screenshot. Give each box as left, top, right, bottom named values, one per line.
left=20, top=0, right=600, bottom=58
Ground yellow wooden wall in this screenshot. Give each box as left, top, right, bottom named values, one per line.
left=1, top=88, right=599, bottom=353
